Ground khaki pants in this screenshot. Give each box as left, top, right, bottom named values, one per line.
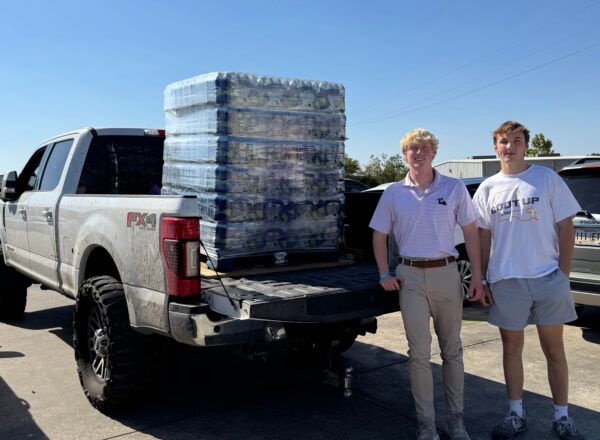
left=395, top=261, right=464, bottom=423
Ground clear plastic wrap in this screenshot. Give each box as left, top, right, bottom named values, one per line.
left=163, top=135, right=344, bottom=167
left=159, top=190, right=343, bottom=223
left=162, top=72, right=346, bottom=267
left=162, top=162, right=340, bottom=196
left=165, top=107, right=346, bottom=141
left=199, top=218, right=340, bottom=260
left=164, top=71, right=345, bottom=113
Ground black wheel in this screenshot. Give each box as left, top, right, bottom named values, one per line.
left=73, top=276, right=148, bottom=412
left=575, top=304, right=584, bottom=319
left=456, top=256, right=472, bottom=302
left=0, top=259, right=29, bottom=322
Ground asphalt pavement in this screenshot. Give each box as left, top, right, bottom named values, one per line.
left=1, top=285, right=599, bottom=440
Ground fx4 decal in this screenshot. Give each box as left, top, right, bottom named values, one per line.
left=127, top=212, right=157, bottom=230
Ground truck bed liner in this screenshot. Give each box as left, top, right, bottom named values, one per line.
left=201, top=263, right=399, bottom=322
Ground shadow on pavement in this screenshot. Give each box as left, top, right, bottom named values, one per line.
left=7, top=304, right=74, bottom=346
left=92, top=335, right=600, bottom=440
left=0, top=377, right=49, bottom=440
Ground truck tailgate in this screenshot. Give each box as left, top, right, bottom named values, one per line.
left=201, top=263, right=399, bottom=323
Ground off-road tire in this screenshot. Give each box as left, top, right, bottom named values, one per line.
left=0, top=256, right=29, bottom=322
left=73, top=275, right=148, bottom=412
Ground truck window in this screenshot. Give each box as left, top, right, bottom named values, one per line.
left=16, top=146, right=47, bottom=194
left=39, top=139, right=74, bottom=191
left=77, top=135, right=164, bottom=195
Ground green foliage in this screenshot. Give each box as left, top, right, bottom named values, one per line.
left=527, top=133, right=554, bottom=156
left=363, top=153, right=408, bottom=186
left=343, top=155, right=361, bottom=178
left=343, top=153, right=408, bottom=187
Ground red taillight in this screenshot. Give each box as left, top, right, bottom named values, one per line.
left=161, top=217, right=200, bottom=297
left=145, top=129, right=166, bottom=136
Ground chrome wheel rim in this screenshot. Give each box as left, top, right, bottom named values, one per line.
left=87, top=307, right=109, bottom=380
left=457, top=259, right=472, bottom=301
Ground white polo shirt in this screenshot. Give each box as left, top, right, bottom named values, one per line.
left=369, top=171, right=477, bottom=258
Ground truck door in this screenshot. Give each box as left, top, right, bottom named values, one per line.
left=26, top=139, right=73, bottom=288
left=3, top=147, right=48, bottom=274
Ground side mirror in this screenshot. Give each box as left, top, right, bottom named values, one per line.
left=1, top=171, right=18, bottom=202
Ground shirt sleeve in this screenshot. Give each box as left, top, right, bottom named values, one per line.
left=455, top=182, right=478, bottom=227
left=369, top=187, right=394, bottom=234
left=473, top=184, right=491, bottom=230
left=549, top=171, right=581, bottom=222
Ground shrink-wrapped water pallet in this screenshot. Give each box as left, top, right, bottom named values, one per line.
left=162, top=72, right=345, bottom=270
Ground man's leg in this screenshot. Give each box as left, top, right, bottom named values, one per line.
left=397, top=264, right=436, bottom=424
left=428, top=263, right=464, bottom=416
left=537, top=324, right=568, bottom=405
left=499, top=328, right=525, bottom=400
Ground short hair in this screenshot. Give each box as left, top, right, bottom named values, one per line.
left=493, top=120, right=530, bottom=144
left=400, top=128, right=439, bottom=153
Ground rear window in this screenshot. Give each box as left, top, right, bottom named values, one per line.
left=77, top=135, right=164, bottom=195
left=560, top=169, right=600, bottom=215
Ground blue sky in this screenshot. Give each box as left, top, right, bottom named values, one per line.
left=1, top=0, right=599, bottom=172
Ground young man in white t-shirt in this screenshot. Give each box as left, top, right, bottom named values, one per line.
left=473, top=121, right=585, bottom=440
left=370, top=128, right=484, bottom=440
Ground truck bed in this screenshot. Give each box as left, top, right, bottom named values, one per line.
left=201, top=262, right=399, bottom=323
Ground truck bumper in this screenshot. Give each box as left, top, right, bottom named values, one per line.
left=168, top=302, right=379, bottom=347
left=570, top=278, right=600, bottom=306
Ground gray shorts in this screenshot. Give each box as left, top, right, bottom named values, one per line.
left=488, top=269, right=578, bottom=331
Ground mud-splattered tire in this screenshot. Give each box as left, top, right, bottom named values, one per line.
left=0, top=259, right=29, bottom=322
left=73, top=276, right=148, bottom=412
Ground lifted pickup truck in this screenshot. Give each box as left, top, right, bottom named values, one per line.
left=0, top=127, right=397, bottom=411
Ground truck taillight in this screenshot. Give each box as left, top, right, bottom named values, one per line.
left=144, top=129, right=166, bottom=136
left=161, top=217, right=200, bottom=297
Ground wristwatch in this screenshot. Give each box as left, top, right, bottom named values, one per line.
left=481, top=276, right=488, bottom=286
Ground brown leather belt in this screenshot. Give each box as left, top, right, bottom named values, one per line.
left=400, top=256, right=456, bottom=268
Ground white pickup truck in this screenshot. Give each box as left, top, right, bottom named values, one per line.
left=0, top=127, right=397, bottom=411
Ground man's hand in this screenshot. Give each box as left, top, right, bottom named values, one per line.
left=479, top=285, right=494, bottom=307
left=379, top=275, right=401, bottom=291
left=467, top=279, right=484, bottom=302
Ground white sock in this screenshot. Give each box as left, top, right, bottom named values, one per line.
left=554, top=404, right=568, bottom=421
left=509, top=399, right=523, bottom=417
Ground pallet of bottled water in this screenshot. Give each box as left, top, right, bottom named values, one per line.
left=162, top=72, right=345, bottom=270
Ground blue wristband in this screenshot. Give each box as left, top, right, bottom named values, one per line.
left=379, top=272, right=391, bottom=280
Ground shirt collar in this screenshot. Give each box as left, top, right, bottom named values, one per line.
left=402, top=169, right=440, bottom=191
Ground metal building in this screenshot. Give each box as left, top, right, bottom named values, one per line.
left=434, top=155, right=591, bottom=178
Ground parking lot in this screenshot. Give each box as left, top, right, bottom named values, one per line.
left=1, top=285, right=599, bottom=440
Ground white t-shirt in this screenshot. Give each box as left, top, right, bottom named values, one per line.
left=473, top=165, right=580, bottom=283
left=369, top=171, right=477, bottom=259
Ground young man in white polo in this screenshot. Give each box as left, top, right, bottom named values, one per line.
left=473, top=120, right=585, bottom=440
left=370, top=128, right=484, bottom=440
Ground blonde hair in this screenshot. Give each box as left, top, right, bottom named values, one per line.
left=400, top=128, right=439, bottom=153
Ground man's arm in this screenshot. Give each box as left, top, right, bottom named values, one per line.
left=460, top=222, right=483, bottom=301
left=479, top=227, right=494, bottom=306
left=373, top=230, right=400, bottom=291
left=557, top=216, right=575, bottom=277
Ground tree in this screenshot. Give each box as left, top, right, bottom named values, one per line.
left=362, top=153, right=408, bottom=186
left=343, top=154, right=362, bottom=178
left=527, top=133, right=554, bottom=156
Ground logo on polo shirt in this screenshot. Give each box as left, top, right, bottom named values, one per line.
left=437, top=198, right=447, bottom=205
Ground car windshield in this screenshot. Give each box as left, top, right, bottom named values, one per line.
left=561, top=172, right=600, bottom=215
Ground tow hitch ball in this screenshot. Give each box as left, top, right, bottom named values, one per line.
left=323, top=365, right=353, bottom=398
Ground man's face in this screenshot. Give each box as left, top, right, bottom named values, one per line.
left=403, top=141, right=436, bottom=170
left=494, top=131, right=528, bottom=164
